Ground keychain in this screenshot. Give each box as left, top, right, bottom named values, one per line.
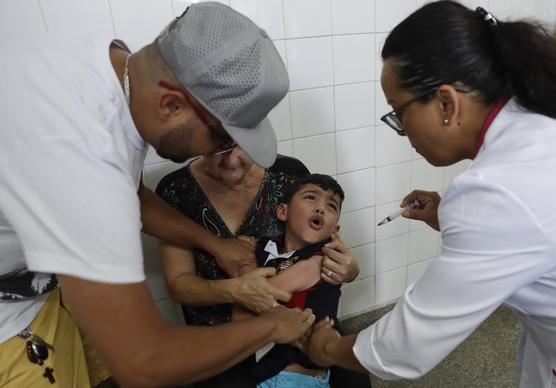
left=19, top=327, right=56, bottom=384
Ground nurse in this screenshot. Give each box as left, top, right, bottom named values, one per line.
left=306, top=1, right=556, bottom=387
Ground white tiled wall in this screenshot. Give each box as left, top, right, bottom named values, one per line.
left=7, top=0, right=555, bottom=321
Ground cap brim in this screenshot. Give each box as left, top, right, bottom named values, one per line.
left=223, top=117, right=277, bottom=168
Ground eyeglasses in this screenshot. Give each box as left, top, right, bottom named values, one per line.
left=158, top=81, right=237, bottom=155
left=380, top=87, right=438, bottom=136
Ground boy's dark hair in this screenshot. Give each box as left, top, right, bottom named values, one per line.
left=285, top=174, right=345, bottom=206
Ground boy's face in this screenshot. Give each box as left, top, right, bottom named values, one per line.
left=277, top=183, right=342, bottom=249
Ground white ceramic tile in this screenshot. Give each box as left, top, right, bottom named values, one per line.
left=350, top=243, right=375, bottom=279
left=171, top=0, right=191, bottom=17
left=339, top=207, right=375, bottom=248
left=142, top=232, right=160, bottom=262
left=272, top=40, right=287, bottom=69
left=375, top=267, right=406, bottom=305
left=411, top=159, right=443, bottom=192
left=407, top=228, right=440, bottom=264
left=340, top=277, right=375, bottom=317
left=375, top=0, right=425, bottom=32
left=331, top=0, right=375, bottom=34
left=337, top=169, right=375, bottom=213
left=283, top=0, right=331, bottom=38
left=145, top=259, right=169, bottom=300
left=375, top=201, right=410, bottom=241
left=375, top=125, right=413, bottom=167
left=409, top=218, right=428, bottom=232
left=519, top=0, right=555, bottom=26
left=483, top=0, right=521, bottom=19
left=336, top=127, right=375, bottom=173
left=375, top=234, right=408, bottom=273
left=335, top=82, right=375, bottom=131
left=198, top=0, right=230, bottom=5
left=333, top=34, right=375, bottom=84
left=109, top=0, right=174, bottom=51
left=293, top=133, right=336, bottom=175
left=457, top=0, right=478, bottom=11
left=443, top=159, right=470, bottom=188
left=143, top=161, right=185, bottom=191
left=145, top=146, right=165, bottom=165
left=277, top=140, right=293, bottom=157
left=268, top=94, right=292, bottom=141
left=286, top=37, right=334, bottom=90
left=406, top=257, right=434, bottom=286
left=155, top=298, right=181, bottom=324
left=290, top=87, right=335, bottom=138
left=40, top=0, right=114, bottom=37
left=375, top=33, right=388, bottom=81
left=375, top=162, right=411, bottom=204
left=0, top=0, right=47, bottom=38
left=230, top=0, right=285, bottom=39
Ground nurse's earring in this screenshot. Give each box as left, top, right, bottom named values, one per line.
left=443, top=118, right=449, bottom=126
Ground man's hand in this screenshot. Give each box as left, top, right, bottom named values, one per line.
left=208, top=237, right=256, bottom=276
left=261, top=306, right=315, bottom=344
left=321, top=237, right=359, bottom=285
left=305, top=317, right=341, bottom=367
left=233, top=267, right=291, bottom=314
left=400, top=190, right=441, bottom=231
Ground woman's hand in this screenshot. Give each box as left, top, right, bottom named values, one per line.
left=401, top=190, right=441, bottom=231
left=232, top=268, right=291, bottom=314
left=321, top=237, right=359, bottom=285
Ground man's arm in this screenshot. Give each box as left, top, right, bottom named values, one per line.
left=306, top=319, right=367, bottom=372
left=138, top=182, right=254, bottom=275
left=59, top=275, right=315, bottom=387
left=160, top=240, right=290, bottom=312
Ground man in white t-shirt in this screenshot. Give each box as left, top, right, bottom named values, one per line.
left=0, top=2, right=315, bottom=387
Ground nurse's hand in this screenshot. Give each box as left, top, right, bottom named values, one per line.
left=401, top=190, right=441, bottom=231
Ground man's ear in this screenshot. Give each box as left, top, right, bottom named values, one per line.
left=158, top=89, right=188, bottom=120
left=276, top=203, right=288, bottom=222
left=436, top=84, right=460, bottom=127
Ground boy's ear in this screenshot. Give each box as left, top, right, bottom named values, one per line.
left=332, top=224, right=340, bottom=238
left=276, top=203, right=288, bottom=222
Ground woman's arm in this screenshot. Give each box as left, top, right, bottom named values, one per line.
left=160, top=240, right=290, bottom=312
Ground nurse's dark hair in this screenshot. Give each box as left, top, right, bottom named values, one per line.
left=382, top=0, right=556, bottom=118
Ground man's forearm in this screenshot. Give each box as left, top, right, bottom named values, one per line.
left=324, top=334, right=368, bottom=373
left=139, top=184, right=218, bottom=250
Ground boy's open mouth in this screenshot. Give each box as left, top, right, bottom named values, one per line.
left=309, top=215, right=324, bottom=231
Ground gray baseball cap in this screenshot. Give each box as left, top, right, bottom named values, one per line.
left=157, top=2, right=288, bottom=168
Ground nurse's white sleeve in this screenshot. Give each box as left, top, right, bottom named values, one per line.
left=353, top=176, right=554, bottom=379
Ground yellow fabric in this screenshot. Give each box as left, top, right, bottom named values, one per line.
left=80, top=332, right=111, bottom=387
left=0, top=289, right=91, bottom=387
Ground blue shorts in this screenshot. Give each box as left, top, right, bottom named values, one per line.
left=257, top=369, right=330, bottom=388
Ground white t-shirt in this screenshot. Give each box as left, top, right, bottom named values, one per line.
left=0, top=37, right=148, bottom=343
left=353, top=99, right=556, bottom=388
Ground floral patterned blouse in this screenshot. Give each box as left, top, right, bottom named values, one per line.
left=155, top=155, right=309, bottom=326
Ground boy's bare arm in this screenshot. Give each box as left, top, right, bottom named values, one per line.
left=266, top=255, right=323, bottom=293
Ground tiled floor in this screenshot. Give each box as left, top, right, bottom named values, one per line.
left=340, top=305, right=522, bottom=388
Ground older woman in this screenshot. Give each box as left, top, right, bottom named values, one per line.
left=156, top=149, right=366, bottom=387
left=306, top=2, right=556, bottom=388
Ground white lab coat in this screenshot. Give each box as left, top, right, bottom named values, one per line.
left=353, top=98, right=556, bottom=387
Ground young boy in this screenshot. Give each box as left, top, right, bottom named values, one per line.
left=250, top=173, right=345, bottom=388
